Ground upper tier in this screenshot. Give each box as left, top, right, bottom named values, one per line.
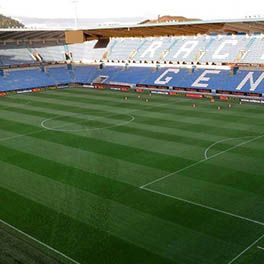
left=1, top=34, right=264, bottom=66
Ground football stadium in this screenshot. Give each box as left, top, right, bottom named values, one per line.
left=0, top=5, right=264, bottom=264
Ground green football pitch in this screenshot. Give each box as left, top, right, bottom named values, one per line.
left=0, top=87, right=264, bottom=264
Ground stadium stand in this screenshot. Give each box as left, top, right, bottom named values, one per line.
left=0, top=65, right=264, bottom=96
left=65, top=35, right=264, bottom=64
left=2, top=35, right=264, bottom=66
left=33, top=45, right=66, bottom=62
left=0, top=46, right=34, bottom=65
left=0, top=68, right=55, bottom=91
left=1, top=19, right=264, bottom=101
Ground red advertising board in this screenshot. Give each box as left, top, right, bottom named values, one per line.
left=121, top=87, right=129, bottom=92
left=220, top=96, right=229, bottom=101
left=32, top=88, right=42, bottom=93
left=186, top=93, right=203, bottom=99
left=136, top=88, right=144, bottom=93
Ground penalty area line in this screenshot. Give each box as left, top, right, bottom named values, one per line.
left=0, top=218, right=80, bottom=264
left=227, top=233, right=264, bottom=264
left=140, top=134, right=264, bottom=189
left=204, top=135, right=255, bottom=160
left=141, top=187, right=264, bottom=227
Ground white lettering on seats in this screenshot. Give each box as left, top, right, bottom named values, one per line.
left=192, top=70, right=221, bottom=88
left=236, top=72, right=264, bottom=91
left=154, top=69, right=180, bottom=85
left=140, top=41, right=163, bottom=58
left=173, top=41, right=198, bottom=59
left=212, top=40, right=238, bottom=60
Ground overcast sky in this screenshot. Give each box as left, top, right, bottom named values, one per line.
left=0, top=0, right=263, bottom=20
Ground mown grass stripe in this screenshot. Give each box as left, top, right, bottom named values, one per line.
left=0, top=100, right=260, bottom=163
left=0, top=117, right=190, bottom=173
left=0, top=87, right=264, bottom=264
left=0, top=104, right=219, bottom=151
left=1, top=188, right=169, bottom=264
left=2, top=97, right=249, bottom=147
left=2, top=95, right=261, bottom=138
left=0, top=160, right=251, bottom=263
left=49, top=89, right=264, bottom=121
left=23, top=91, right=264, bottom=130
left=0, top=142, right=262, bottom=247
left=0, top=128, right=165, bottom=186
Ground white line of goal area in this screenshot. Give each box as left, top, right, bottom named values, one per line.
left=0, top=219, right=80, bottom=264
left=140, top=134, right=264, bottom=227
left=227, top=233, right=264, bottom=264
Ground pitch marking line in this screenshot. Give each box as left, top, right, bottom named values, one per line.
left=140, top=134, right=264, bottom=189
left=258, top=246, right=264, bottom=251
left=0, top=92, right=169, bottom=142
left=0, top=130, right=43, bottom=143
left=204, top=135, right=255, bottom=160
left=140, top=134, right=264, bottom=227
left=142, top=187, right=264, bottom=227
left=0, top=101, right=31, bottom=112
left=40, top=95, right=175, bottom=132
left=227, top=233, right=264, bottom=264
left=41, top=114, right=135, bottom=132
left=0, top=219, right=80, bottom=264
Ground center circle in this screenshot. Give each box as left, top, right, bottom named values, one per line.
left=41, top=113, right=135, bottom=132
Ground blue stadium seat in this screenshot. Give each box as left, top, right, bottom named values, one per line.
left=1, top=66, right=263, bottom=94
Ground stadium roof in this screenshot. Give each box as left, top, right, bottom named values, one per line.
left=1, top=18, right=264, bottom=44
left=0, top=29, right=65, bottom=43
